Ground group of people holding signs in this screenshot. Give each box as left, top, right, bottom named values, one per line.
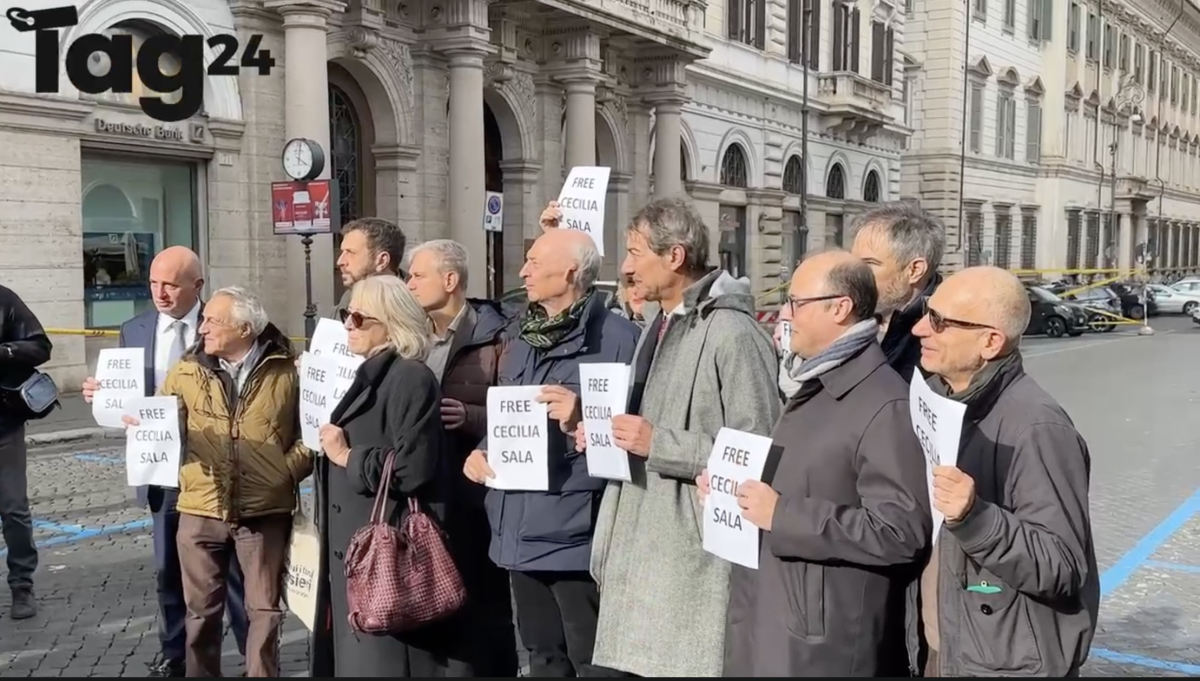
left=80, top=185, right=1096, bottom=678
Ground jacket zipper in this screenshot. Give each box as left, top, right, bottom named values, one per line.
left=221, top=352, right=288, bottom=523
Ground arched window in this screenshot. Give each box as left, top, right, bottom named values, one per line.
left=680, top=143, right=689, bottom=182
left=720, top=144, right=750, bottom=187
left=782, top=156, right=805, bottom=194
left=329, top=84, right=362, bottom=230
left=863, top=170, right=881, bottom=202
left=826, top=163, right=846, bottom=199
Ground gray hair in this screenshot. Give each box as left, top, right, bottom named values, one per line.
left=850, top=201, right=946, bottom=273
left=572, top=237, right=602, bottom=293
left=410, top=239, right=470, bottom=289
left=211, top=286, right=268, bottom=336
left=825, top=258, right=878, bottom=322
left=627, top=197, right=711, bottom=273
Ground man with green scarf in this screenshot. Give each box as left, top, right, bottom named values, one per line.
left=911, top=266, right=1098, bottom=677
left=463, top=228, right=639, bottom=677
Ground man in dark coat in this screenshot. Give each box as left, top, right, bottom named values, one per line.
left=0, top=282, right=52, bottom=621
left=704, top=250, right=931, bottom=677
left=406, top=238, right=517, bottom=676
left=463, top=228, right=639, bottom=677
left=80, top=246, right=248, bottom=676
left=334, top=217, right=407, bottom=318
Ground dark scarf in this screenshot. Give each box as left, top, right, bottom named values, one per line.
left=932, top=350, right=1024, bottom=420
left=520, top=290, right=594, bottom=349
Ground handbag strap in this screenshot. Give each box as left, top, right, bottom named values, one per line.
left=368, top=449, right=398, bottom=524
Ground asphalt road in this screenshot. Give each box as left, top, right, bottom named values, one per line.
left=0, top=315, right=1197, bottom=677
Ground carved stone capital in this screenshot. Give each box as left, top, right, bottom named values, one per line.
left=346, top=25, right=379, bottom=57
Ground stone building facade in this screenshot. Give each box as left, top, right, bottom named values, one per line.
left=0, top=0, right=907, bottom=387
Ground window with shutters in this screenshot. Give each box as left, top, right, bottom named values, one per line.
left=1160, top=57, right=1169, bottom=97
left=786, top=0, right=818, bottom=65
left=728, top=0, right=767, bottom=49
left=1192, top=78, right=1198, bottom=113
left=1020, top=209, right=1037, bottom=269
left=807, top=0, right=821, bottom=69
left=1149, top=51, right=1157, bottom=94
left=993, top=208, right=1013, bottom=269
left=966, top=209, right=983, bottom=266
left=1026, top=100, right=1042, bottom=162
left=1085, top=12, right=1098, bottom=61
left=972, top=0, right=986, bottom=22
left=1067, top=2, right=1080, bottom=53
left=969, top=84, right=984, bottom=153
left=1172, top=65, right=1180, bottom=105
left=1118, top=33, right=1129, bottom=71
left=1084, top=212, right=1100, bottom=269
left=995, top=91, right=1016, bottom=159
left=1066, top=210, right=1081, bottom=270
left=1002, top=0, right=1015, bottom=32
left=1134, top=43, right=1145, bottom=84
left=1103, top=24, right=1115, bottom=69
left=870, top=20, right=894, bottom=85
left=832, top=1, right=860, bottom=73
left=1028, top=0, right=1050, bottom=44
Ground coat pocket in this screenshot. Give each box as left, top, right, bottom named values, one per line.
left=782, top=562, right=826, bottom=639
left=958, top=568, right=1044, bottom=675
left=519, top=491, right=594, bottom=544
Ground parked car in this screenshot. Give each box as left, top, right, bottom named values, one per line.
left=1172, top=278, right=1200, bottom=295
left=1148, top=283, right=1200, bottom=315
left=1058, top=287, right=1121, bottom=332
left=1107, top=282, right=1150, bottom=319
left=1024, top=286, right=1090, bottom=338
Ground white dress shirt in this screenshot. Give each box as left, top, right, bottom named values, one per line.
left=154, top=301, right=201, bottom=391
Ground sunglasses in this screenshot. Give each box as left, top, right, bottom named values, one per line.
left=786, top=294, right=846, bottom=315
left=921, top=299, right=994, bottom=333
left=339, top=309, right=379, bottom=329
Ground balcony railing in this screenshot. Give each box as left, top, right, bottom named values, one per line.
left=817, top=72, right=892, bottom=114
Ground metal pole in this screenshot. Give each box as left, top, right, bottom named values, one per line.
left=955, top=0, right=972, bottom=263
left=1109, top=135, right=1117, bottom=271
left=301, top=234, right=317, bottom=343
left=799, top=0, right=810, bottom=260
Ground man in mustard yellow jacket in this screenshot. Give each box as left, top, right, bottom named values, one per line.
left=132, top=285, right=312, bottom=678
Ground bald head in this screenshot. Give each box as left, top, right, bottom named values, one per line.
left=784, top=249, right=878, bottom=357
left=793, top=249, right=878, bottom=322
left=149, top=246, right=204, bottom=318
left=521, top=228, right=601, bottom=313
left=939, top=266, right=1030, bottom=345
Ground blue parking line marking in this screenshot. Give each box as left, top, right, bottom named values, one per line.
left=1090, top=648, right=1200, bottom=675
left=33, top=519, right=88, bottom=535
left=73, top=453, right=121, bottom=464
left=1142, top=559, right=1200, bottom=575
left=1099, top=487, right=1200, bottom=596
left=0, top=518, right=153, bottom=558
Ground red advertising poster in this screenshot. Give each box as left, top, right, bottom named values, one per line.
left=271, top=180, right=334, bottom=235
left=272, top=182, right=296, bottom=233
left=308, top=180, right=332, bottom=232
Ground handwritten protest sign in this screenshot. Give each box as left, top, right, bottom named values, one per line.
left=579, top=363, right=632, bottom=482
left=299, top=352, right=341, bottom=452
left=308, top=317, right=363, bottom=406
left=124, top=396, right=181, bottom=488
left=557, top=166, right=611, bottom=256
left=909, top=369, right=966, bottom=544
left=92, top=348, right=145, bottom=428
left=703, top=427, right=773, bottom=569
left=486, top=385, right=549, bottom=491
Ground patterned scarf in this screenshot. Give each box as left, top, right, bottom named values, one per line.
left=520, top=290, right=594, bottom=349
left=787, top=318, right=880, bottom=385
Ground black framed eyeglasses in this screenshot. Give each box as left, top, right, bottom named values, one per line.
left=922, top=299, right=994, bottom=333
left=787, top=294, right=845, bottom=315
left=339, top=309, right=379, bottom=329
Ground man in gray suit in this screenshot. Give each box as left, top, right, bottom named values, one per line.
left=81, top=247, right=247, bottom=678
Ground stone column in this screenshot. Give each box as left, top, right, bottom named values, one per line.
left=607, top=172, right=633, bottom=278
left=500, top=159, right=542, bottom=287
left=627, top=99, right=653, bottom=211
left=265, top=0, right=344, bottom=334
left=650, top=96, right=686, bottom=198
left=445, top=42, right=490, bottom=298
left=563, top=76, right=598, bottom=169
left=1117, top=208, right=1133, bottom=271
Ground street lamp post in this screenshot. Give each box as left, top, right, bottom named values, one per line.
left=1108, top=75, right=1144, bottom=271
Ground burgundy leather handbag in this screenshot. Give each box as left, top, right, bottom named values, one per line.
left=343, top=450, right=467, bottom=635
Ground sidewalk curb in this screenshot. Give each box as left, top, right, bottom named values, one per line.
left=25, top=427, right=122, bottom=447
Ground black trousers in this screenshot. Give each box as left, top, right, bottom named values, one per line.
left=510, top=570, right=629, bottom=678
left=0, top=425, right=36, bottom=591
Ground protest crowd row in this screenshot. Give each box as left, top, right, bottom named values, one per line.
left=0, top=171, right=1098, bottom=678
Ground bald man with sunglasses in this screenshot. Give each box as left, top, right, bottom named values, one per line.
left=909, top=266, right=1098, bottom=677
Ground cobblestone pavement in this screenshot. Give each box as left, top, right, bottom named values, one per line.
left=1, top=316, right=1198, bottom=677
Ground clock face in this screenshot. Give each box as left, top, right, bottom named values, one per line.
left=283, top=140, right=314, bottom=179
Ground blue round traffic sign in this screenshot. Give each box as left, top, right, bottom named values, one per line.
left=487, top=195, right=502, bottom=214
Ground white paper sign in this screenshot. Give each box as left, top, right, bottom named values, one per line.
left=308, top=317, right=363, bottom=406
left=92, top=348, right=145, bottom=428
left=299, top=352, right=341, bottom=451
left=579, top=363, right=632, bottom=482
left=125, top=396, right=182, bottom=488
left=703, top=427, right=773, bottom=569
left=486, top=385, right=550, bottom=491
left=909, top=370, right=967, bottom=545
left=557, top=166, right=611, bottom=256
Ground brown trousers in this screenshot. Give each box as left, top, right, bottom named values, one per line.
left=177, top=513, right=291, bottom=677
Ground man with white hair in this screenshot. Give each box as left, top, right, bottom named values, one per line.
left=406, top=239, right=517, bottom=676
left=911, top=266, right=1098, bottom=677
left=463, top=229, right=639, bottom=677
left=126, top=286, right=313, bottom=677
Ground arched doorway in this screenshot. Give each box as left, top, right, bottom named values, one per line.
left=485, top=102, right=505, bottom=297
left=327, top=64, right=376, bottom=301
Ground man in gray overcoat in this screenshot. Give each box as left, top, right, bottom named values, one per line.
left=585, top=197, right=781, bottom=677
